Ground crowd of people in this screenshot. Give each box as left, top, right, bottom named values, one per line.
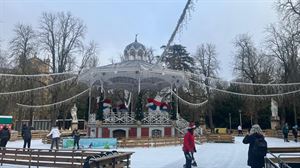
left=0, top=124, right=81, bottom=151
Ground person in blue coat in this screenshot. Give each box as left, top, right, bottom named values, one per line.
left=243, top=124, right=267, bottom=168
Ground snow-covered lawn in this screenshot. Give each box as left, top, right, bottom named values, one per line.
left=2, top=136, right=300, bottom=168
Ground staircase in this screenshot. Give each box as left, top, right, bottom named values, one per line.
left=175, top=115, right=204, bottom=144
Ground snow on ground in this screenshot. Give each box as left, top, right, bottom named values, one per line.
left=2, top=136, right=300, bottom=168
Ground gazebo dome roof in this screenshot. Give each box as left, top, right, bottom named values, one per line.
left=78, top=60, right=188, bottom=92
left=124, top=36, right=146, bottom=61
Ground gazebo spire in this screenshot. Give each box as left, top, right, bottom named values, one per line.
left=135, top=34, right=138, bottom=42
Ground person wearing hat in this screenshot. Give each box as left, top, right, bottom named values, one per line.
left=243, top=124, right=267, bottom=168
left=182, top=122, right=196, bottom=168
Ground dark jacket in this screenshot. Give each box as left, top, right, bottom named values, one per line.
left=243, top=133, right=265, bottom=167
left=72, top=130, right=80, bottom=141
left=0, top=127, right=11, bottom=140
left=282, top=126, right=289, bottom=134
left=292, top=128, right=298, bottom=136
left=22, top=126, right=32, bottom=140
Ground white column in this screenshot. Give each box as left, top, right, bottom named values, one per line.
left=171, top=127, right=175, bottom=137
left=137, top=127, right=141, bottom=138
left=126, top=130, right=129, bottom=138
left=98, top=127, right=102, bottom=138
left=88, top=88, right=92, bottom=117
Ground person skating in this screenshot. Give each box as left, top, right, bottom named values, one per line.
left=21, top=124, right=33, bottom=148
left=72, top=129, right=80, bottom=149
left=47, top=125, right=61, bottom=150
left=282, top=123, right=289, bottom=142
left=238, top=125, right=243, bottom=136
left=292, top=125, right=298, bottom=142
left=183, top=122, right=196, bottom=168
left=0, top=125, right=11, bottom=147
left=243, top=124, right=267, bottom=168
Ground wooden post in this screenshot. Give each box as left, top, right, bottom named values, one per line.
left=14, top=148, right=17, bottom=162
left=72, top=150, right=74, bottom=167
left=29, top=149, right=32, bottom=168
left=0, top=147, right=3, bottom=166
left=80, top=150, right=84, bottom=166
left=54, top=150, right=57, bottom=167
left=37, top=149, right=40, bottom=168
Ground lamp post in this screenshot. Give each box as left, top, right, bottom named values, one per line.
left=239, top=109, right=242, bottom=127
left=229, top=113, right=232, bottom=134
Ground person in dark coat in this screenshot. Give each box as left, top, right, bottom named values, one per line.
left=292, top=125, right=298, bottom=142
left=72, top=129, right=80, bottom=149
left=243, top=124, right=266, bottom=168
left=282, top=123, right=289, bottom=142
left=183, top=122, right=196, bottom=168
left=21, top=124, right=33, bottom=148
left=0, top=125, right=11, bottom=147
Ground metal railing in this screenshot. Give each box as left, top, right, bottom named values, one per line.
left=265, top=152, right=293, bottom=168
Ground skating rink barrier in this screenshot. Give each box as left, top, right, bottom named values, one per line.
left=0, top=147, right=133, bottom=168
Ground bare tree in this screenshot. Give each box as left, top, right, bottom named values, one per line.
left=81, top=41, right=99, bottom=69
left=194, top=43, right=219, bottom=130
left=39, top=11, right=90, bottom=125
left=0, top=47, right=9, bottom=69
left=10, top=23, right=36, bottom=73
left=266, top=23, right=299, bottom=83
left=266, top=21, right=300, bottom=125
left=145, top=47, right=158, bottom=64
left=278, top=0, right=300, bottom=23
left=9, top=23, right=39, bottom=126
left=39, top=11, right=86, bottom=73
left=234, top=34, right=274, bottom=123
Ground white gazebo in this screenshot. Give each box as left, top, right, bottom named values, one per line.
left=78, top=38, right=188, bottom=139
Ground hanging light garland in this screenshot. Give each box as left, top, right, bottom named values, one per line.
left=0, top=71, right=77, bottom=77
left=181, top=71, right=300, bottom=87
left=189, top=79, right=300, bottom=97
left=170, top=89, right=208, bottom=107
left=155, top=0, right=195, bottom=66
left=16, top=88, right=90, bottom=108
left=0, top=76, right=76, bottom=96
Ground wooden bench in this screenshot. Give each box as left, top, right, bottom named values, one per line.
left=0, top=147, right=133, bottom=168
left=206, top=134, right=234, bottom=143
left=268, top=147, right=300, bottom=153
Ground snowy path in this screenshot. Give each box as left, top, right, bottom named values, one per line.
left=2, top=136, right=300, bottom=168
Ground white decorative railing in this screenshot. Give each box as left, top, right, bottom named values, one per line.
left=103, top=112, right=135, bottom=125
left=103, top=111, right=171, bottom=125
left=142, top=111, right=171, bottom=125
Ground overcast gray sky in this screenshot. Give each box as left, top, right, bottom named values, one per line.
left=0, top=0, right=278, bottom=80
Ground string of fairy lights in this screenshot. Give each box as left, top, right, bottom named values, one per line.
left=16, top=88, right=90, bottom=109
left=1, top=69, right=300, bottom=109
